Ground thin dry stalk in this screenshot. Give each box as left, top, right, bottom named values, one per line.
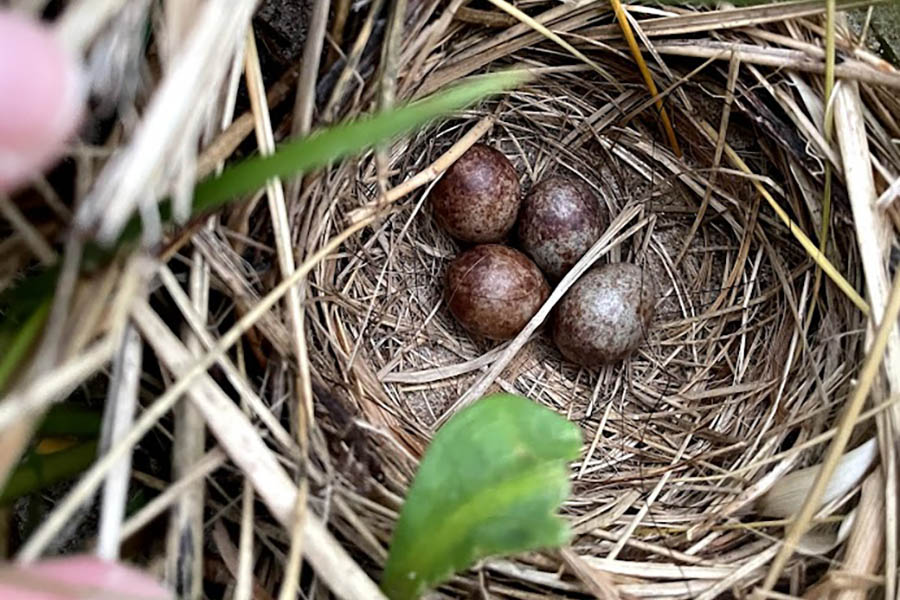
left=675, top=53, right=739, bottom=266
left=119, top=449, right=227, bottom=542
left=96, top=325, right=141, bottom=560
left=834, top=80, right=900, bottom=433
left=609, top=0, right=680, bottom=156
left=348, top=116, right=495, bottom=224
left=374, top=0, right=407, bottom=195
left=244, top=30, right=315, bottom=598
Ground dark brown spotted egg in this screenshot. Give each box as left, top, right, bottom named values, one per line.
left=431, top=144, right=521, bottom=243
left=446, top=245, right=549, bottom=340
left=518, top=176, right=606, bottom=280
left=553, top=263, right=657, bottom=366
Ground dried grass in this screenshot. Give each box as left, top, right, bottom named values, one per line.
left=2, top=0, right=899, bottom=598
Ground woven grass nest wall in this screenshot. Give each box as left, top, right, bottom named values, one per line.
left=4, top=1, right=900, bottom=599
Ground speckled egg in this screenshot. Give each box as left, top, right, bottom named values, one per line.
left=446, top=244, right=549, bottom=340
left=518, top=176, right=606, bottom=280
left=553, top=263, right=657, bottom=366
left=431, top=144, right=521, bottom=243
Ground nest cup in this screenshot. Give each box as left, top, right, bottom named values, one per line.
left=306, top=7, right=886, bottom=598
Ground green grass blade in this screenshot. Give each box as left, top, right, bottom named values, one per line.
left=0, top=297, right=51, bottom=394
left=381, top=394, right=581, bottom=600
left=0, top=440, right=98, bottom=505
left=192, top=70, right=528, bottom=213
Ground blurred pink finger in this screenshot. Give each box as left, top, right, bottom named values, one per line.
left=0, top=10, right=84, bottom=192
left=0, top=555, right=171, bottom=600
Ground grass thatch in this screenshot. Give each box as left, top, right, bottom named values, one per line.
left=2, top=0, right=900, bottom=598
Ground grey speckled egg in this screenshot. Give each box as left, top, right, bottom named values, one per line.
left=446, top=244, right=549, bottom=340
left=553, top=263, right=657, bottom=366
left=431, top=144, right=521, bottom=243
left=518, top=176, right=606, bottom=280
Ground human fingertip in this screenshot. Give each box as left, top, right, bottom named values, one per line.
left=0, top=10, right=85, bottom=193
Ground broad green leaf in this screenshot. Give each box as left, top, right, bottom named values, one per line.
left=381, top=393, right=581, bottom=600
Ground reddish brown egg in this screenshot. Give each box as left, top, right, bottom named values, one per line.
left=446, top=245, right=549, bottom=340
left=431, top=144, right=521, bottom=243
left=553, top=263, right=657, bottom=366
left=518, top=176, right=606, bottom=280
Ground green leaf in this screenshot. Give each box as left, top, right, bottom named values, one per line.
left=381, top=393, right=581, bottom=600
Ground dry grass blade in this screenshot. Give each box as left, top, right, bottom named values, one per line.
left=834, top=80, right=900, bottom=430
left=348, top=116, right=495, bottom=223
left=579, top=0, right=880, bottom=39
left=650, top=41, right=900, bottom=89
left=609, top=0, right=680, bottom=156
left=0, top=336, right=116, bottom=432
left=675, top=53, right=739, bottom=266
left=485, top=0, right=618, bottom=86
left=79, top=0, right=257, bottom=244
left=559, top=548, right=620, bottom=599
left=244, top=29, right=315, bottom=599
left=96, top=325, right=141, bottom=560
left=0, top=194, right=55, bottom=265
left=129, top=300, right=383, bottom=598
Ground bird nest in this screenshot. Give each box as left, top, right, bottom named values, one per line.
left=4, top=1, right=900, bottom=599
left=305, top=3, right=896, bottom=598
